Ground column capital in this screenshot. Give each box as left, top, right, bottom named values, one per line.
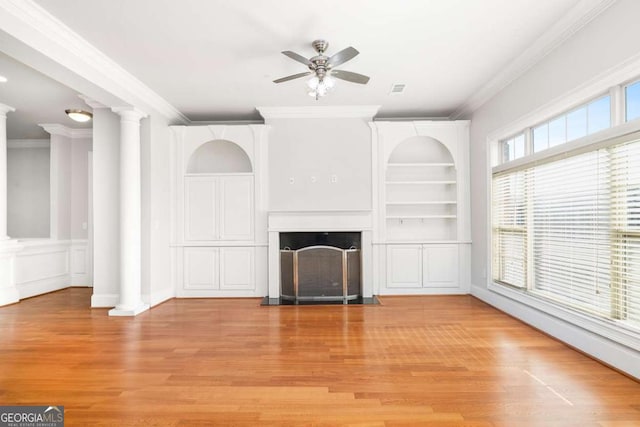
left=78, top=94, right=107, bottom=109
left=111, top=107, right=148, bottom=123
left=0, top=103, right=15, bottom=118
left=38, top=124, right=92, bottom=139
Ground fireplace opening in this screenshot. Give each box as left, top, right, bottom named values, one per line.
left=280, top=232, right=361, bottom=303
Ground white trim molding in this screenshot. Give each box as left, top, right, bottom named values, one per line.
left=70, top=239, right=90, bottom=286
left=91, top=293, right=118, bottom=308
left=257, top=105, right=380, bottom=120
left=7, top=139, right=50, bottom=149
left=39, top=124, right=92, bottom=139
left=472, top=283, right=640, bottom=380
left=451, top=0, right=616, bottom=119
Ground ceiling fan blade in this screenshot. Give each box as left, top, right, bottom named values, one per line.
left=331, top=69, right=370, bottom=84
left=281, top=51, right=312, bottom=67
left=273, top=71, right=313, bottom=83
left=327, top=47, right=359, bottom=68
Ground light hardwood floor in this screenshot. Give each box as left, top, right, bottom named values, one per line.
left=1, top=288, right=639, bottom=426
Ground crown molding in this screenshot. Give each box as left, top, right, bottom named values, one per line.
left=450, top=0, right=617, bottom=119
left=257, top=105, right=380, bottom=120
left=7, top=139, right=49, bottom=148
left=38, top=124, right=92, bottom=139
left=0, top=0, right=189, bottom=124
left=78, top=94, right=106, bottom=109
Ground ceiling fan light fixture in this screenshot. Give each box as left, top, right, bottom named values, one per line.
left=307, top=75, right=335, bottom=98
left=65, top=109, right=93, bottom=122
left=274, top=39, right=369, bottom=99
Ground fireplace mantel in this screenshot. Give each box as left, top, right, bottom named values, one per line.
left=267, top=210, right=373, bottom=299
left=268, top=210, right=373, bottom=232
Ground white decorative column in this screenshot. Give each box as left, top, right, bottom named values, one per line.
left=109, top=107, right=149, bottom=316
left=0, top=103, right=15, bottom=241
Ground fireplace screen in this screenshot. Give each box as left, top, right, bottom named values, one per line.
left=280, top=245, right=361, bottom=302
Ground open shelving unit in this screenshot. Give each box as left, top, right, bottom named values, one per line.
left=384, top=142, right=458, bottom=242
left=372, top=122, right=470, bottom=295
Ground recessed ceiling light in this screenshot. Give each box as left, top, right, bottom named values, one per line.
left=0, top=75, right=7, bottom=83
left=65, top=109, right=92, bottom=122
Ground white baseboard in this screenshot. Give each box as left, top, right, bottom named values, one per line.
left=471, top=283, right=640, bottom=380
left=18, top=275, right=69, bottom=300
left=71, top=273, right=90, bottom=286
left=148, top=287, right=175, bottom=307
left=0, top=286, right=19, bottom=306
left=91, top=293, right=118, bottom=308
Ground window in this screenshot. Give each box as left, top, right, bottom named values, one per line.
left=493, top=135, right=640, bottom=330
left=529, top=96, right=611, bottom=154
left=500, top=133, right=525, bottom=163
left=625, top=80, right=640, bottom=122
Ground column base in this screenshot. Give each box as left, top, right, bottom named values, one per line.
left=108, top=303, right=149, bottom=317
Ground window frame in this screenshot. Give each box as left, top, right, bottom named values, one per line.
left=488, top=82, right=640, bottom=352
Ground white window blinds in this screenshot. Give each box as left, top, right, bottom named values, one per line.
left=492, top=171, right=528, bottom=289
left=492, top=136, right=640, bottom=330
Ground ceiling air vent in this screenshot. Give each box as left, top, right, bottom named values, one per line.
left=390, top=84, right=406, bottom=95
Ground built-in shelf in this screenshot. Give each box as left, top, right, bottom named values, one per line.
left=386, top=201, right=457, bottom=206
left=385, top=180, right=456, bottom=185
left=387, top=162, right=455, bottom=167
left=386, top=215, right=457, bottom=220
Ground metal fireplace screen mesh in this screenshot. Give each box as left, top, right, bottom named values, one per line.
left=297, top=248, right=343, bottom=297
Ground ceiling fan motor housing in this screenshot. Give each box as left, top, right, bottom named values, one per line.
left=312, top=39, right=329, bottom=54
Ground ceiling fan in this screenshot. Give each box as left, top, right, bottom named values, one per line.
left=273, top=39, right=370, bottom=99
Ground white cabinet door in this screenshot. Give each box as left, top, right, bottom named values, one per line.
left=185, top=177, right=218, bottom=241
left=184, top=248, right=219, bottom=289
left=423, top=244, right=458, bottom=288
left=386, top=245, right=422, bottom=288
left=220, top=247, right=254, bottom=290
left=220, top=176, right=254, bottom=241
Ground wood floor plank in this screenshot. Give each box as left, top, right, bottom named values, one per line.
left=0, top=288, right=639, bottom=426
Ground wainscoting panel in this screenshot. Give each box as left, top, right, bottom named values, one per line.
left=71, top=240, right=90, bottom=286
left=15, top=240, right=71, bottom=299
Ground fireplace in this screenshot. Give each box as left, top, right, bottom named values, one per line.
left=280, top=232, right=361, bottom=302
left=267, top=210, right=373, bottom=300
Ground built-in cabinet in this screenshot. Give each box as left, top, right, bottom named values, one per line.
left=170, top=118, right=470, bottom=299
left=386, top=244, right=458, bottom=289
left=372, top=121, right=470, bottom=295
left=183, top=247, right=255, bottom=290
left=185, top=174, right=253, bottom=241
left=171, top=125, right=268, bottom=298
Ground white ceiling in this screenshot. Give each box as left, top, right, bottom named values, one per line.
left=27, top=0, right=582, bottom=122
left=0, top=51, right=91, bottom=139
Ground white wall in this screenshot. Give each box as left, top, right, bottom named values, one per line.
left=140, top=112, right=173, bottom=306
left=468, top=0, right=640, bottom=377
left=50, top=133, right=71, bottom=240
left=7, top=143, right=50, bottom=238
left=70, top=137, right=91, bottom=239
left=91, top=108, right=120, bottom=306
left=147, top=113, right=173, bottom=306
left=268, top=118, right=372, bottom=211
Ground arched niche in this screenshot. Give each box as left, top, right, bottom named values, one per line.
left=388, top=136, right=454, bottom=165
left=187, top=139, right=253, bottom=174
